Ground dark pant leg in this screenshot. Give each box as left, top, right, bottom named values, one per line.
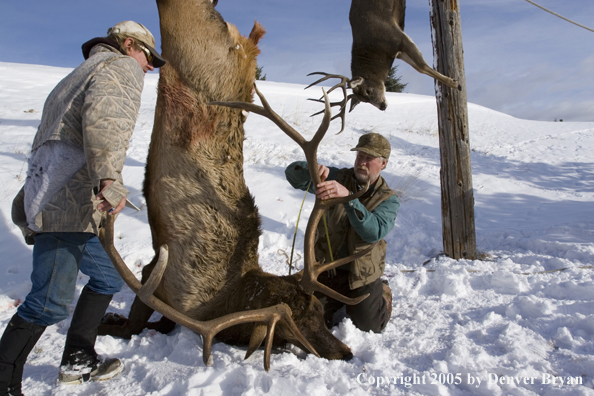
left=317, top=271, right=388, bottom=333
left=0, top=314, right=45, bottom=396
left=345, top=277, right=388, bottom=333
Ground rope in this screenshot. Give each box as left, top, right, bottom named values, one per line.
left=278, top=249, right=301, bottom=270
left=524, top=0, right=594, bottom=33
left=284, top=180, right=337, bottom=276
left=286, top=181, right=311, bottom=275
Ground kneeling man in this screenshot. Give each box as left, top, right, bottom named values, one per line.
left=285, top=133, right=399, bottom=333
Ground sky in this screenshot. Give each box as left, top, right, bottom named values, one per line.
left=1, top=0, right=592, bottom=122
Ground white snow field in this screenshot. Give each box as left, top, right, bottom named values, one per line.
left=0, top=62, right=593, bottom=395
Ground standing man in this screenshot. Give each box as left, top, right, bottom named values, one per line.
left=0, top=21, right=165, bottom=394
left=285, top=133, right=399, bottom=333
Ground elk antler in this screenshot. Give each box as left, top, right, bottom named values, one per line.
left=305, top=72, right=359, bottom=134
left=99, top=214, right=319, bottom=371
left=210, top=84, right=371, bottom=306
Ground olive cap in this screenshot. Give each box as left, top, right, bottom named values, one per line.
left=350, top=133, right=391, bottom=159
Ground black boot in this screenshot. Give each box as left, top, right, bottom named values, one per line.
left=0, top=314, right=46, bottom=396
left=59, top=287, right=123, bottom=384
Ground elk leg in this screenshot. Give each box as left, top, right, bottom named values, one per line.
left=98, top=295, right=156, bottom=339
left=98, top=259, right=160, bottom=338
left=146, top=316, right=176, bottom=334
left=100, top=312, right=128, bottom=326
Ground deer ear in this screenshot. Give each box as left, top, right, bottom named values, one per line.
left=349, top=77, right=364, bottom=89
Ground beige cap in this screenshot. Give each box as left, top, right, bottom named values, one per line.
left=350, top=133, right=391, bottom=159
left=107, top=21, right=165, bottom=67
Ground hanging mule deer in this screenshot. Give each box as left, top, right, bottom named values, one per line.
left=308, top=0, right=461, bottom=131
left=98, top=0, right=374, bottom=371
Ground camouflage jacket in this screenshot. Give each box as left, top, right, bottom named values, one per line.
left=12, top=44, right=145, bottom=243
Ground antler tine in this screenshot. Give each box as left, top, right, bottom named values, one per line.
left=138, top=245, right=168, bottom=302
left=210, top=84, right=306, bottom=148
left=199, top=303, right=319, bottom=371
left=308, top=88, right=332, bottom=151
left=305, top=72, right=350, bottom=91
left=314, top=243, right=376, bottom=276
left=326, top=94, right=355, bottom=134
left=99, top=215, right=319, bottom=371
left=309, top=94, right=352, bottom=114
left=308, top=99, right=347, bottom=119
left=306, top=72, right=353, bottom=134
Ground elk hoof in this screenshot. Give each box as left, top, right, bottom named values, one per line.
left=101, top=312, right=128, bottom=326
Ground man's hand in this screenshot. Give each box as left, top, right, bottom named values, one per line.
left=96, top=180, right=127, bottom=215
left=318, top=164, right=330, bottom=182
left=316, top=180, right=349, bottom=201
left=315, top=164, right=349, bottom=200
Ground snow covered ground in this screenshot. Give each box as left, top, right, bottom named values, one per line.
left=0, top=61, right=593, bottom=395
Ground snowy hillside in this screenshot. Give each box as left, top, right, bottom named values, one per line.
left=0, top=62, right=593, bottom=396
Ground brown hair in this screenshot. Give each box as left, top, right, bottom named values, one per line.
left=107, top=33, right=144, bottom=56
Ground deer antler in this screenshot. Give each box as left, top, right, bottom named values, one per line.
left=98, top=215, right=319, bottom=371
left=305, top=72, right=358, bottom=134
left=210, top=83, right=371, bottom=306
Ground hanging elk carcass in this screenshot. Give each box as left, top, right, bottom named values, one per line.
left=308, top=0, right=461, bottom=132
left=98, top=0, right=374, bottom=370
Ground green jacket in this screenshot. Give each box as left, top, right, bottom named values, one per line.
left=12, top=43, right=145, bottom=243
left=285, top=161, right=399, bottom=289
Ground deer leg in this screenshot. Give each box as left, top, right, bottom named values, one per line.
left=396, top=35, right=461, bottom=90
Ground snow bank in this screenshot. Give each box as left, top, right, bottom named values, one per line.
left=1, top=62, right=593, bottom=395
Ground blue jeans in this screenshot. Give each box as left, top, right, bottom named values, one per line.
left=17, top=233, right=124, bottom=327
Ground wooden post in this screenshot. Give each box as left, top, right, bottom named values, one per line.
left=429, top=0, right=477, bottom=260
